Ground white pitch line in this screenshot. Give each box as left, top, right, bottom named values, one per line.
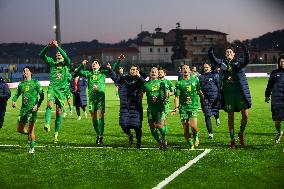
left=5, top=110, right=55, bottom=114
left=0, top=144, right=21, bottom=147
left=0, top=144, right=208, bottom=151
left=152, top=149, right=212, bottom=189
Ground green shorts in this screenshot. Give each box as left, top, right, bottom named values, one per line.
left=18, top=110, right=37, bottom=124
left=89, top=95, right=105, bottom=112
left=89, top=92, right=105, bottom=112
left=223, top=92, right=248, bottom=112
left=179, top=108, right=198, bottom=121
left=223, top=80, right=249, bottom=112
left=147, top=110, right=166, bottom=124
left=47, top=86, right=66, bottom=108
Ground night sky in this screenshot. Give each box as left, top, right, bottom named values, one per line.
left=0, top=0, right=283, bottom=44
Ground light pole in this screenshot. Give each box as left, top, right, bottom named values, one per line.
left=55, top=0, right=61, bottom=44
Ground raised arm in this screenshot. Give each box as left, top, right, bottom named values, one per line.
left=109, top=69, right=123, bottom=84
left=53, top=40, right=71, bottom=67
left=208, top=47, right=222, bottom=68
left=112, top=54, right=124, bottom=71
left=113, top=54, right=125, bottom=71
left=39, top=45, right=53, bottom=64
left=74, top=60, right=91, bottom=78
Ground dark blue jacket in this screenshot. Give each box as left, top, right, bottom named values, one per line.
left=208, top=47, right=252, bottom=109
left=265, top=69, right=284, bottom=120
left=199, top=72, right=221, bottom=116
left=0, top=77, right=11, bottom=110
left=71, top=76, right=88, bottom=107
left=110, top=71, right=145, bottom=128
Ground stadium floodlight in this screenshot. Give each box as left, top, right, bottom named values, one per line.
left=259, top=57, right=263, bottom=60
left=55, top=0, right=61, bottom=44
left=53, top=25, right=57, bottom=30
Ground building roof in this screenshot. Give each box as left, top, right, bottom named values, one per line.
left=169, top=29, right=227, bottom=35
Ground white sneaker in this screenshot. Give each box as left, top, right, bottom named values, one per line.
left=70, top=110, right=73, bottom=116
left=77, top=116, right=81, bottom=120
left=194, top=137, right=199, bottom=147
left=84, top=111, right=88, bottom=118
left=275, top=131, right=283, bottom=144
left=63, top=112, right=67, bottom=118
left=28, top=148, right=35, bottom=154
left=53, top=132, right=59, bottom=144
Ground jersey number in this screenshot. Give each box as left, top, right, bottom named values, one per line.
left=56, top=73, right=62, bottom=80
left=92, top=75, right=98, bottom=81
left=152, top=85, right=158, bottom=91
left=186, top=85, right=191, bottom=92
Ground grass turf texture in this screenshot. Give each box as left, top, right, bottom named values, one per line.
left=0, top=77, right=283, bottom=189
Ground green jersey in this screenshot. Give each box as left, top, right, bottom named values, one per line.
left=142, top=79, right=166, bottom=113
left=175, top=75, right=200, bottom=111
left=39, top=46, right=72, bottom=89
left=160, top=79, right=174, bottom=112
left=75, top=64, right=109, bottom=101
left=12, top=79, right=44, bottom=114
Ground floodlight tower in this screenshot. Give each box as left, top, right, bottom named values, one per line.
left=55, top=0, right=61, bottom=44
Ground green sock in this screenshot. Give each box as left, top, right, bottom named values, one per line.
left=240, top=125, right=246, bottom=134
left=98, top=118, right=104, bottom=136
left=158, top=127, right=167, bottom=139
left=55, top=114, right=63, bottom=132
left=164, top=125, right=168, bottom=135
left=69, top=105, right=73, bottom=112
left=45, top=106, right=52, bottom=124
left=187, top=139, right=193, bottom=146
left=63, top=107, right=66, bottom=113
left=150, top=128, right=160, bottom=143
left=230, top=129, right=235, bottom=140
left=93, top=119, right=100, bottom=136
left=30, top=140, right=36, bottom=148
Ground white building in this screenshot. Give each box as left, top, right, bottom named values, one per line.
left=130, top=28, right=173, bottom=65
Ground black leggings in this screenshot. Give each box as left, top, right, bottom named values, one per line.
left=75, top=105, right=86, bottom=116
left=0, top=110, right=6, bottom=128
left=122, top=126, right=142, bottom=140
left=205, top=113, right=219, bottom=134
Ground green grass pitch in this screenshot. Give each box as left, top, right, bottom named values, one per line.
left=0, top=77, right=283, bottom=189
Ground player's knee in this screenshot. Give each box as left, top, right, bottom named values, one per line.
left=17, top=126, right=26, bottom=134
left=56, top=111, right=62, bottom=116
